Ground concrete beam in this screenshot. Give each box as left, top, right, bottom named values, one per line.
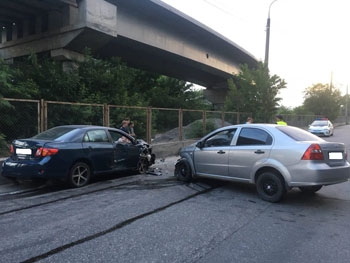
left=50, top=48, right=85, bottom=62
left=0, top=0, right=117, bottom=59
left=79, top=0, right=117, bottom=37
left=1, top=27, right=6, bottom=44
left=204, top=88, right=228, bottom=109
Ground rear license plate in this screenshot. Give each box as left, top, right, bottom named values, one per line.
left=329, top=152, right=343, bottom=160
left=16, top=148, right=31, bottom=155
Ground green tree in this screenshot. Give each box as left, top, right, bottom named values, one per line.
left=1, top=54, right=213, bottom=142
left=224, top=62, right=286, bottom=122
left=303, top=83, right=341, bottom=121
left=0, top=59, right=14, bottom=106
left=1, top=58, right=43, bottom=140
left=339, top=94, right=350, bottom=120
left=146, top=76, right=211, bottom=131
left=0, top=59, right=14, bottom=153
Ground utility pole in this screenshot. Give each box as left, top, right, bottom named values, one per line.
left=346, top=85, right=348, bottom=125
left=264, top=0, right=279, bottom=67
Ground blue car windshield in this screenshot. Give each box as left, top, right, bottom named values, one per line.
left=31, top=127, right=80, bottom=141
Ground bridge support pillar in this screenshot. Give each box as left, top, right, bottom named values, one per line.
left=204, top=88, right=229, bottom=110
left=1, top=27, right=6, bottom=44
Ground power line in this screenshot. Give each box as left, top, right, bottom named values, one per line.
left=201, top=0, right=259, bottom=27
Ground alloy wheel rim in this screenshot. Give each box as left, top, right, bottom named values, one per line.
left=72, top=166, right=88, bottom=186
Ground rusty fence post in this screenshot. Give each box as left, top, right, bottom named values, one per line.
left=39, top=99, right=45, bottom=132
left=221, top=111, right=225, bottom=127
left=202, top=110, right=206, bottom=136
left=38, top=99, right=42, bottom=134
left=103, top=104, right=109, bottom=127
left=236, top=112, right=240, bottom=124
left=146, top=107, right=152, bottom=144
left=178, top=108, right=183, bottom=141
left=43, top=100, right=48, bottom=131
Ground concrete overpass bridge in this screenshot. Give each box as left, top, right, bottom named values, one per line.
left=0, top=0, right=258, bottom=107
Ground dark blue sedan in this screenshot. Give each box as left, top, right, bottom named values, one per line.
left=1, top=125, right=155, bottom=187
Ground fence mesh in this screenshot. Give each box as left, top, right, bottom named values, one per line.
left=46, top=102, right=104, bottom=129
left=1, top=98, right=346, bottom=157
left=151, top=108, right=179, bottom=143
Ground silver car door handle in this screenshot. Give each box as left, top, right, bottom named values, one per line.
left=254, top=150, right=265, bottom=154
left=217, top=150, right=226, bottom=154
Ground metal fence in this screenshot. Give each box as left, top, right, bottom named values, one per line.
left=2, top=97, right=344, bottom=156
left=0, top=98, right=253, bottom=146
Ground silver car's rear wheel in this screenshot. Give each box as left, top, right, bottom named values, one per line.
left=256, top=171, right=286, bottom=203
left=174, top=159, right=192, bottom=182
left=68, top=162, right=91, bottom=188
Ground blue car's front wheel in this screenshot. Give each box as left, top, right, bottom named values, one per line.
left=68, top=162, right=91, bottom=188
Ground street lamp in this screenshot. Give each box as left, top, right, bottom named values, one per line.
left=264, top=0, right=279, bottom=67
left=346, top=85, right=349, bottom=125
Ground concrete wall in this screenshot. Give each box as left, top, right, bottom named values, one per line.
left=152, top=140, right=197, bottom=158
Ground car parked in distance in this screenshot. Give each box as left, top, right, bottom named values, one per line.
left=308, top=118, right=334, bottom=136
left=175, top=124, right=350, bottom=203
left=1, top=125, right=155, bottom=188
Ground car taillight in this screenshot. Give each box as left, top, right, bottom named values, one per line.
left=10, top=144, right=14, bottom=154
left=35, top=147, right=59, bottom=157
left=301, top=144, right=324, bottom=160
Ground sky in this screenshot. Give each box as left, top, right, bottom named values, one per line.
left=159, top=0, right=350, bottom=108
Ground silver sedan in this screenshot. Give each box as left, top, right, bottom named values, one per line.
left=175, top=124, right=350, bottom=202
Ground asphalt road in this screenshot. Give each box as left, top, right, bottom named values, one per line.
left=1, top=126, right=350, bottom=263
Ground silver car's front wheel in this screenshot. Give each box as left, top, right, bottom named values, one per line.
left=256, top=171, right=286, bottom=203
left=174, top=159, right=192, bottom=182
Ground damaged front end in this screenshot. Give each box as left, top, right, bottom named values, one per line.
left=137, top=140, right=156, bottom=173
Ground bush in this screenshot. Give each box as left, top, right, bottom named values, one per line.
left=0, top=133, right=9, bottom=157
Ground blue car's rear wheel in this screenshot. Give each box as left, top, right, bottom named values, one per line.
left=68, top=162, right=91, bottom=188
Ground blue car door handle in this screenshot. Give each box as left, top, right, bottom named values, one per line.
left=217, top=150, right=226, bottom=154
left=254, top=150, right=265, bottom=154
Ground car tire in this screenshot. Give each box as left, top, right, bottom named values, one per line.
left=68, top=162, right=91, bottom=188
left=138, top=158, right=149, bottom=174
left=174, top=159, right=192, bottom=182
left=298, top=185, right=322, bottom=193
left=256, top=171, right=286, bottom=203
